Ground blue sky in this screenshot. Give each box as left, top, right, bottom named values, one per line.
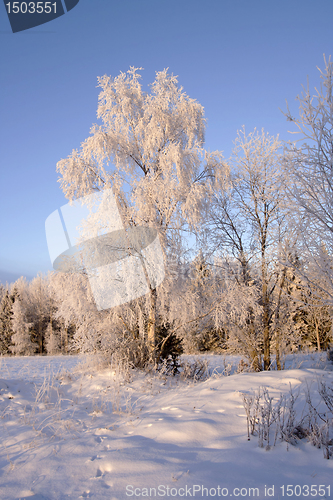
left=0, top=0, right=332, bottom=284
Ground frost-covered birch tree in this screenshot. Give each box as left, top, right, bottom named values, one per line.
left=283, top=56, right=333, bottom=304
left=56, top=67, right=222, bottom=358
left=49, top=271, right=110, bottom=354
left=26, top=275, right=55, bottom=354
left=7, top=275, right=60, bottom=355
left=44, top=322, right=62, bottom=355
left=208, top=128, right=289, bottom=370
left=10, top=298, right=36, bottom=355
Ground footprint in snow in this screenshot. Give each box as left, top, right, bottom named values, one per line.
left=172, top=470, right=190, bottom=481
left=93, top=463, right=113, bottom=478
left=95, top=436, right=106, bottom=443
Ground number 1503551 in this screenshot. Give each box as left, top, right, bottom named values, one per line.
left=280, top=485, right=331, bottom=497
left=5, top=2, right=57, bottom=14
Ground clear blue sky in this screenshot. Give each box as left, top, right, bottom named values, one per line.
left=0, top=0, right=332, bottom=284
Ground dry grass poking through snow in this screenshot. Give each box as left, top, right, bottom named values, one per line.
left=242, top=380, right=333, bottom=459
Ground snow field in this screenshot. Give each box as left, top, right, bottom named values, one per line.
left=0, top=353, right=332, bottom=500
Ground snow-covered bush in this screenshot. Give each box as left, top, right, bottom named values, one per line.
left=243, top=380, right=333, bottom=459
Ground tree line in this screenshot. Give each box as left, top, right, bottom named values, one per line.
left=1, top=57, right=332, bottom=370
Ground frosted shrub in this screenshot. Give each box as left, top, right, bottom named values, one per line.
left=242, top=381, right=333, bottom=459
left=328, top=348, right=333, bottom=364
left=236, top=359, right=250, bottom=373
left=180, top=358, right=209, bottom=382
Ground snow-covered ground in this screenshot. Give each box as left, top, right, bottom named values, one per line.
left=0, top=353, right=333, bottom=500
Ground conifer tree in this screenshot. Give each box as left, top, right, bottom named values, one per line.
left=0, top=284, right=5, bottom=303
left=0, top=289, right=16, bottom=354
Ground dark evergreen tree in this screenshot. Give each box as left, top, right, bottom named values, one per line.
left=0, top=288, right=17, bottom=354
left=0, top=283, right=5, bottom=303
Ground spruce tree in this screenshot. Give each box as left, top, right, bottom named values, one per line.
left=0, top=290, right=16, bottom=354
